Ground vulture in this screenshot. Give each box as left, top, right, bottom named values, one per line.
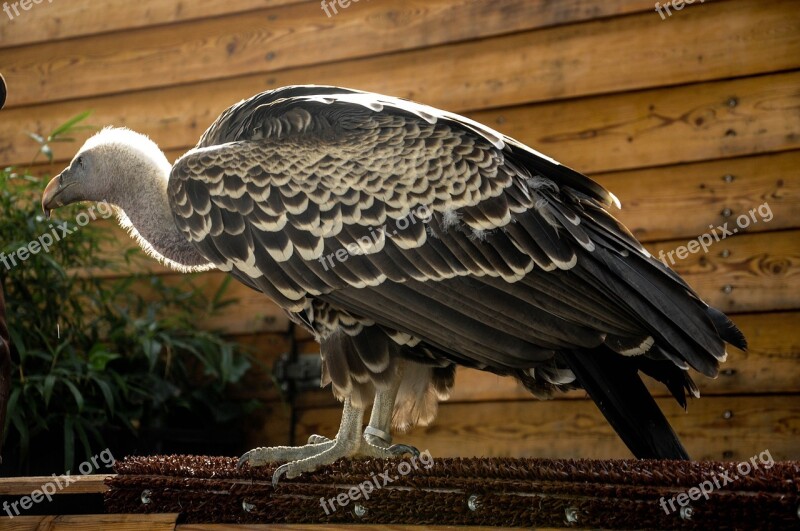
left=42, top=85, right=746, bottom=484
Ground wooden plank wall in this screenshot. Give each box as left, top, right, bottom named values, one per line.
left=1, top=0, right=798, bottom=462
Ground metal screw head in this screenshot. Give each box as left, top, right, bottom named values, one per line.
left=723, top=174, right=735, bottom=183
left=565, top=507, right=579, bottom=523
left=467, top=494, right=480, bottom=511
left=727, top=97, right=738, bottom=108
left=721, top=249, right=731, bottom=258
left=723, top=410, right=734, bottom=419
left=721, top=207, right=733, bottom=218
left=140, top=489, right=152, bottom=505
left=354, top=503, right=367, bottom=518
left=680, top=507, right=693, bottom=520
left=242, top=500, right=255, bottom=513
left=722, top=285, right=733, bottom=294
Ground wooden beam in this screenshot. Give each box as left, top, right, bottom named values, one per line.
left=0, top=1, right=300, bottom=48
left=4, top=514, right=178, bottom=531
left=469, top=71, right=800, bottom=174
left=115, top=271, right=291, bottom=335
left=647, top=230, right=800, bottom=314
left=0, top=0, right=656, bottom=107
left=4, top=66, right=799, bottom=173
left=594, top=150, right=800, bottom=242
left=0, top=474, right=111, bottom=496
left=295, top=395, right=800, bottom=461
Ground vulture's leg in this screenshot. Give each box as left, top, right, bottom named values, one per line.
left=300, top=360, right=419, bottom=458
left=270, top=396, right=364, bottom=485
left=359, top=361, right=419, bottom=458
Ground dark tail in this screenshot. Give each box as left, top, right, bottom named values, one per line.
left=561, top=347, right=690, bottom=460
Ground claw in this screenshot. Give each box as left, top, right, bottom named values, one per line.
left=308, top=434, right=330, bottom=444
left=236, top=451, right=252, bottom=470
left=272, top=463, right=290, bottom=487
left=388, top=443, right=419, bottom=457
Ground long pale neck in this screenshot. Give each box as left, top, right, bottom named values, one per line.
left=109, top=157, right=214, bottom=272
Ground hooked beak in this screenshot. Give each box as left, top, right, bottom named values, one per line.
left=42, top=174, right=68, bottom=219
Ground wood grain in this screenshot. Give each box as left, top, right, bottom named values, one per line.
left=0, top=474, right=110, bottom=495
left=648, top=230, right=800, bottom=314
left=295, top=395, right=800, bottom=461
left=3, top=0, right=794, bottom=112
left=595, top=150, right=800, bottom=242
left=0, top=1, right=300, bottom=48
left=4, top=514, right=178, bottom=531
left=115, top=271, right=291, bottom=336
left=0, top=0, right=654, bottom=107
left=469, top=71, right=800, bottom=174
left=5, top=62, right=800, bottom=180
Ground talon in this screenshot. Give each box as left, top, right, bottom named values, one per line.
left=389, top=444, right=419, bottom=457
left=272, top=463, right=290, bottom=487
left=236, top=451, right=252, bottom=470
left=308, top=434, right=330, bottom=444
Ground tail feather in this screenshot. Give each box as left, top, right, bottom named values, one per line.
left=706, top=306, right=748, bottom=351
left=561, top=348, right=690, bottom=460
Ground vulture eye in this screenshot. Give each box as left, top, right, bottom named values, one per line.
left=76, top=156, right=84, bottom=168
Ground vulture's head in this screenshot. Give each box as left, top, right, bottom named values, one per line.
left=42, top=127, right=171, bottom=218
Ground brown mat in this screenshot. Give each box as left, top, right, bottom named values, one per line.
left=105, top=454, right=799, bottom=529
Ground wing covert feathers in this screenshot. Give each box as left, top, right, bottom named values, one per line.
left=168, top=86, right=746, bottom=454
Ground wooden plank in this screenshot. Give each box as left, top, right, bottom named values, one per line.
left=469, top=70, right=800, bottom=174
left=5, top=514, right=178, bottom=531
left=295, top=395, right=800, bottom=461
left=594, top=150, right=800, bottom=242
left=244, top=401, right=295, bottom=449
left=3, top=0, right=795, bottom=112
left=648, top=230, right=800, bottom=314
left=0, top=0, right=300, bottom=48
left=0, top=474, right=110, bottom=496
left=4, top=65, right=799, bottom=173
left=113, top=271, right=290, bottom=335
left=294, top=311, right=800, bottom=408
left=0, top=0, right=653, bottom=108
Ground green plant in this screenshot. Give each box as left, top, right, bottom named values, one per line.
left=0, top=114, right=261, bottom=474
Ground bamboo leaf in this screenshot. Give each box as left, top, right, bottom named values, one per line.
left=62, top=380, right=85, bottom=412
left=49, top=110, right=93, bottom=139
